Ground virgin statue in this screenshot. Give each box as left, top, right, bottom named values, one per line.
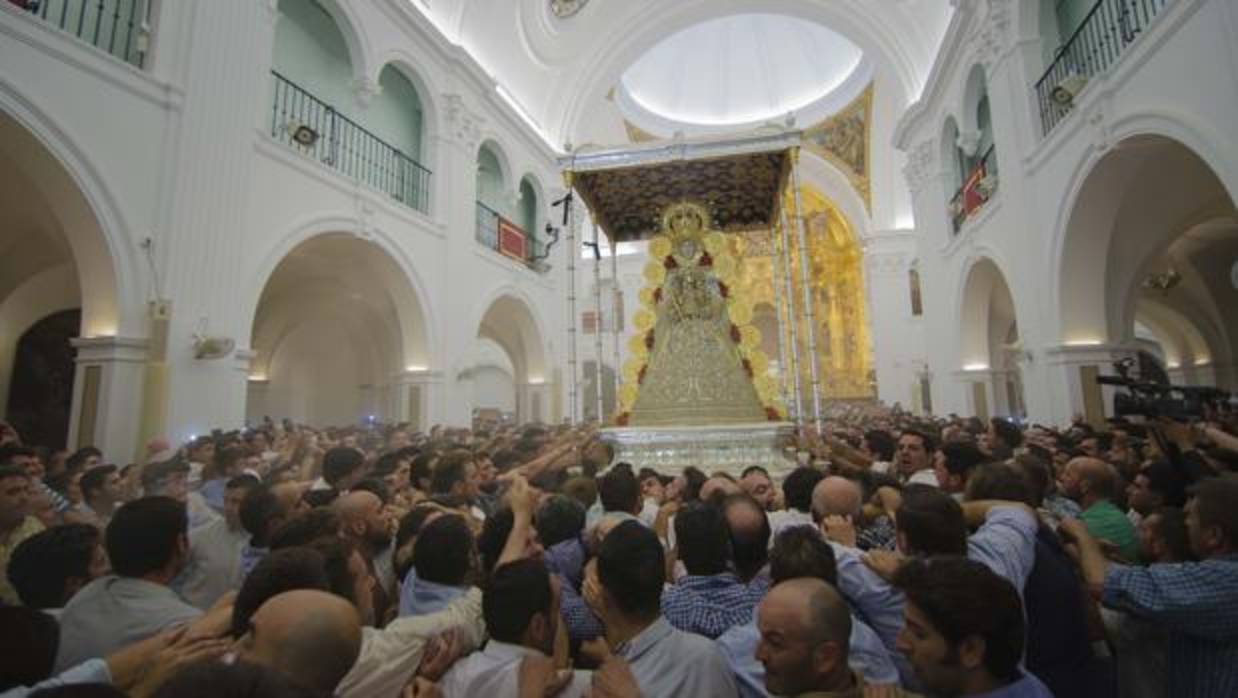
left=629, top=204, right=767, bottom=426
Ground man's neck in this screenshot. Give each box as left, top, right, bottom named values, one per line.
left=1080, top=494, right=1105, bottom=511
left=86, top=497, right=114, bottom=516
left=962, top=670, right=1009, bottom=695
left=812, top=667, right=856, bottom=694
left=604, top=613, right=657, bottom=648
left=135, top=569, right=175, bottom=587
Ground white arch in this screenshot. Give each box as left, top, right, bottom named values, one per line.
left=956, top=254, right=1020, bottom=370
left=469, top=283, right=552, bottom=383
left=0, top=265, right=80, bottom=410
left=552, top=1, right=930, bottom=145
left=242, top=214, right=437, bottom=369
left=369, top=52, right=443, bottom=157
left=477, top=138, right=514, bottom=193
left=0, top=84, right=140, bottom=338
left=796, top=152, right=873, bottom=242
left=959, top=64, right=989, bottom=139
left=306, top=0, right=374, bottom=86
left=1050, top=113, right=1238, bottom=346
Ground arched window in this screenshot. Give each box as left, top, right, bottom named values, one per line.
left=476, top=144, right=507, bottom=213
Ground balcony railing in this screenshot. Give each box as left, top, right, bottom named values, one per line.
left=476, top=200, right=542, bottom=269
left=1035, top=0, right=1173, bottom=135
left=11, top=0, right=150, bottom=68
left=270, top=71, right=431, bottom=214
left=949, top=145, right=998, bottom=234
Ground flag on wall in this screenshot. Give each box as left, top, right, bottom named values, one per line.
left=498, top=218, right=527, bottom=260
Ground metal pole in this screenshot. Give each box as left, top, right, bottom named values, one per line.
left=565, top=185, right=580, bottom=425
left=592, top=221, right=606, bottom=423
left=790, top=150, right=824, bottom=432
left=769, top=225, right=793, bottom=415
left=610, top=240, right=623, bottom=407
left=777, top=204, right=804, bottom=423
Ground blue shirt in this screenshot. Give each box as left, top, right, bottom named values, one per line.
left=239, top=543, right=267, bottom=578
left=0, top=659, right=111, bottom=698
left=661, top=572, right=762, bottom=639
left=970, top=672, right=1055, bottom=698
left=1103, top=555, right=1238, bottom=698
left=399, top=567, right=468, bottom=617
left=200, top=478, right=227, bottom=512
left=717, top=612, right=899, bottom=697
left=616, top=618, right=739, bottom=697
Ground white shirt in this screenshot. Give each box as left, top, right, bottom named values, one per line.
left=179, top=517, right=248, bottom=609
left=440, top=641, right=590, bottom=698
left=336, top=587, right=487, bottom=698
left=767, top=508, right=815, bottom=543
left=907, top=469, right=939, bottom=487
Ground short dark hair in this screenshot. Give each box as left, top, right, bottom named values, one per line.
left=483, top=559, right=552, bottom=644
left=769, top=526, right=837, bottom=586
left=321, top=448, right=365, bottom=487
left=307, top=537, right=365, bottom=607
left=965, top=462, right=1031, bottom=504
left=598, top=467, right=640, bottom=514
left=270, top=508, right=341, bottom=550
left=894, top=556, right=1024, bottom=682
left=900, top=428, right=937, bottom=453
left=864, top=430, right=897, bottom=461
left=990, top=418, right=1023, bottom=449
left=940, top=442, right=987, bottom=480
left=149, top=660, right=311, bottom=698
left=1140, top=460, right=1188, bottom=508
left=741, top=465, right=770, bottom=480
left=895, top=485, right=966, bottom=556
left=783, top=467, right=825, bottom=513
left=79, top=465, right=118, bottom=501
left=7, top=524, right=101, bottom=608
left=370, top=452, right=405, bottom=479
left=413, top=514, right=474, bottom=586
left=395, top=505, right=443, bottom=582
left=477, top=507, right=515, bottom=578
left=674, top=502, right=730, bottom=576
left=723, top=494, right=770, bottom=580
left=0, top=463, right=28, bottom=482
left=226, top=474, right=261, bottom=492
left=239, top=485, right=285, bottom=545
left=351, top=478, right=391, bottom=505
left=596, top=520, right=664, bottom=619
left=231, top=547, right=330, bottom=636
left=1191, top=474, right=1238, bottom=548
left=1149, top=506, right=1191, bottom=561
left=65, top=447, right=101, bottom=473
left=536, top=495, right=586, bottom=548
left=681, top=467, right=707, bottom=502
left=105, top=497, right=187, bottom=577
left=0, top=445, right=36, bottom=468
left=430, top=452, right=474, bottom=495
left=212, top=447, right=246, bottom=479
left=0, top=607, right=59, bottom=690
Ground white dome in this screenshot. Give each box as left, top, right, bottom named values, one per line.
left=618, top=14, right=864, bottom=129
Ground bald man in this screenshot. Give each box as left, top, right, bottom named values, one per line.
left=237, top=589, right=363, bottom=695
left=1059, top=457, right=1137, bottom=560
left=755, top=578, right=866, bottom=696
left=336, top=490, right=395, bottom=575
left=812, top=477, right=896, bottom=552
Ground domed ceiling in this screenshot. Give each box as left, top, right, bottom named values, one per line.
left=617, top=14, right=867, bottom=131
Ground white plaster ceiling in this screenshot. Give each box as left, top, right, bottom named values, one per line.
left=617, top=14, right=864, bottom=129
left=410, top=0, right=953, bottom=147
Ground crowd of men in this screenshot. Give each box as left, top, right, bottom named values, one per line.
left=1, top=406, right=1236, bottom=698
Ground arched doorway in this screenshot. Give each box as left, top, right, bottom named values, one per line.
left=247, top=233, right=430, bottom=426
left=0, top=110, right=124, bottom=452
left=959, top=257, right=1024, bottom=419
left=473, top=294, right=548, bottom=423
left=4, top=310, right=81, bottom=449
left=1057, top=134, right=1237, bottom=391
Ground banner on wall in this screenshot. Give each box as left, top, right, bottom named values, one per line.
left=498, top=218, right=527, bottom=260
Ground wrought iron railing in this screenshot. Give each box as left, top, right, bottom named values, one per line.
left=1035, top=0, right=1173, bottom=135
left=949, top=145, right=998, bottom=234
left=12, top=0, right=150, bottom=68
left=476, top=200, right=541, bottom=268
left=270, top=71, right=431, bottom=214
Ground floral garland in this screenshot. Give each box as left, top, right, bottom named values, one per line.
left=614, top=232, right=788, bottom=425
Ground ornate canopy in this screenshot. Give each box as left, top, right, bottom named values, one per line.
left=560, top=130, right=801, bottom=242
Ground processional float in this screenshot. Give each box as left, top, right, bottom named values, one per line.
left=559, top=129, right=826, bottom=476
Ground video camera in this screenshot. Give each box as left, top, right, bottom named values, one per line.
left=1096, top=358, right=1233, bottom=420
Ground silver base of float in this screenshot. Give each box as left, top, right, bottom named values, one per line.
left=599, top=422, right=798, bottom=478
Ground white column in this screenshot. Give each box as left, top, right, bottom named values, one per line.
left=1041, top=344, right=1136, bottom=427
left=393, top=369, right=444, bottom=432
left=68, top=337, right=148, bottom=463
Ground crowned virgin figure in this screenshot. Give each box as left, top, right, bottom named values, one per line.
left=629, top=203, right=767, bottom=426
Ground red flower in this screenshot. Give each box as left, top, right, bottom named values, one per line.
left=730, top=324, right=741, bottom=343
left=637, top=365, right=648, bottom=385
left=645, top=330, right=655, bottom=350
left=699, top=252, right=713, bottom=267
left=718, top=282, right=729, bottom=298
left=663, top=256, right=678, bottom=270
left=742, top=359, right=753, bottom=377
left=616, top=413, right=630, bottom=426
left=765, top=407, right=780, bottom=421
left=653, top=288, right=663, bottom=304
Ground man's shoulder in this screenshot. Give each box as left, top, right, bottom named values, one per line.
left=666, top=622, right=730, bottom=658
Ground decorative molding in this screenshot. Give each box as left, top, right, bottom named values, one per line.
left=902, top=139, right=936, bottom=196
left=802, top=83, right=874, bottom=211
left=956, top=129, right=982, bottom=157
left=442, top=93, right=483, bottom=150
left=351, top=77, right=383, bottom=108
left=549, top=0, right=590, bottom=19
left=865, top=251, right=908, bottom=275
left=973, top=0, right=1015, bottom=71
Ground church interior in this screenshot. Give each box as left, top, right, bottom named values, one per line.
left=2, top=0, right=1236, bottom=459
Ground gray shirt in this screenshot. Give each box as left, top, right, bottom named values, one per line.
left=617, top=617, right=739, bottom=698
left=55, top=576, right=202, bottom=671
